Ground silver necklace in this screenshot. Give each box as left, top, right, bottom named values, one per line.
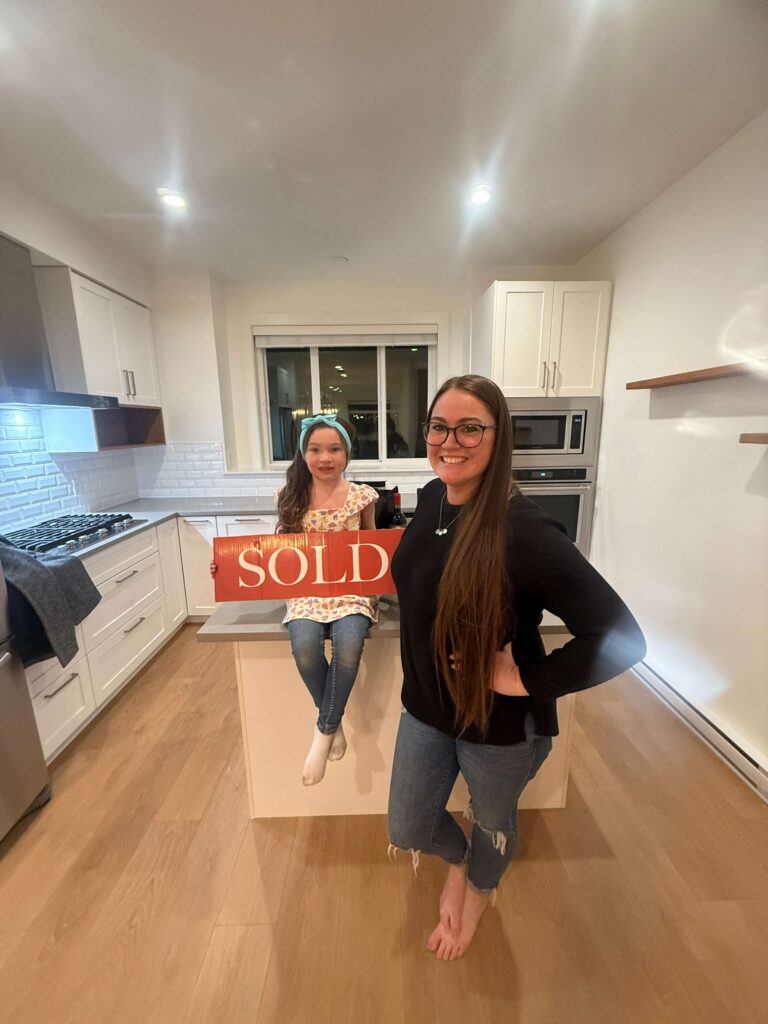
left=435, top=492, right=462, bottom=536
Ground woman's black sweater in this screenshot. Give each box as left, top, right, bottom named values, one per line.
left=391, top=478, right=647, bottom=745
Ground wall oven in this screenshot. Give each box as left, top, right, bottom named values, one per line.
left=507, top=396, right=602, bottom=469
left=512, top=467, right=595, bottom=557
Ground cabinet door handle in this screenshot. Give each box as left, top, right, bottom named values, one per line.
left=122, top=369, right=131, bottom=397
left=551, top=361, right=557, bottom=392
left=129, top=370, right=137, bottom=396
left=185, top=518, right=213, bottom=524
left=115, top=568, right=139, bottom=584
left=234, top=517, right=269, bottom=523
left=43, top=672, right=79, bottom=700
left=123, top=616, right=146, bottom=635
left=0, top=650, right=12, bottom=669
left=541, top=362, right=548, bottom=392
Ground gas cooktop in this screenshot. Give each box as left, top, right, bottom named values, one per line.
left=3, top=513, right=147, bottom=554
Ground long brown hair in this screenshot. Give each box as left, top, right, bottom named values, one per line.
left=430, top=375, right=515, bottom=734
left=276, top=417, right=354, bottom=533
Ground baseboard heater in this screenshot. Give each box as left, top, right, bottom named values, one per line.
left=634, top=661, right=768, bottom=802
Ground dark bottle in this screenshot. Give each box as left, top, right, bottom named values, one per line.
left=391, top=492, right=407, bottom=528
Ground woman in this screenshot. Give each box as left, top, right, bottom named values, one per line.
left=387, top=374, right=646, bottom=960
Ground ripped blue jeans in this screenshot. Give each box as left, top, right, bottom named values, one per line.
left=387, top=709, right=552, bottom=893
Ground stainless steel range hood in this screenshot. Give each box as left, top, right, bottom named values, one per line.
left=0, top=235, right=118, bottom=409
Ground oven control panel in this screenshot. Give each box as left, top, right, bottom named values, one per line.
left=513, top=467, right=589, bottom=482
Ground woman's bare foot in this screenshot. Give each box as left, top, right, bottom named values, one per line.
left=328, top=723, right=347, bottom=761
left=426, top=863, right=466, bottom=954
left=428, top=884, right=491, bottom=961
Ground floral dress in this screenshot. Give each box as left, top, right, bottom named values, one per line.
left=282, top=482, right=380, bottom=625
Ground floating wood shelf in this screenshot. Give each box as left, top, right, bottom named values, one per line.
left=739, top=433, right=768, bottom=445
left=626, top=361, right=765, bottom=390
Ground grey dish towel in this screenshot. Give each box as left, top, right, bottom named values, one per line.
left=0, top=541, right=101, bottom=668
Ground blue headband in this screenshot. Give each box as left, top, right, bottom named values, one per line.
left=299, top=414, right=352, bottom=455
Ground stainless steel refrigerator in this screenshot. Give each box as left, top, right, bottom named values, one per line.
left=0, top=567, right=50, bottom=842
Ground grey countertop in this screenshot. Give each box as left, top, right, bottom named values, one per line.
left=102, top=497, right=279, bottom=517
left=196, top=597, right=401, bottom=642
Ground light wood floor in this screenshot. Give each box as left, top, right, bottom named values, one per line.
left=0, top=625, right=766, bottom=1024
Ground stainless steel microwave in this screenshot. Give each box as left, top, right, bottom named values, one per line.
left=506, top=396, right=602, bottom=469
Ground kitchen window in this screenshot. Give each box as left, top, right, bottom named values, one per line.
left=254, top=324, right=439, bottom=467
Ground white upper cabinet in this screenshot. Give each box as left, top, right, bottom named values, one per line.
left=71, top=277, right=124, bottom=397
left=34, top=267, right=162, bottom=407
left=471, top=280, right=612, bottom=398
left=111, top=294, right=162, bottom=405
left=548, top=282, right=612, bottom=397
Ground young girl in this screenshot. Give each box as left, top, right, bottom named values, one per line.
left=275, top=414, right=378, bottom=785
left=212, top=414, right=377, bottom=785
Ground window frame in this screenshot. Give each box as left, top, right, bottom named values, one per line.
left=252, top=314, right=446, bottom=471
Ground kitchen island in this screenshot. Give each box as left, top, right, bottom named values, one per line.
left=197, top=600, right=574, bottom=818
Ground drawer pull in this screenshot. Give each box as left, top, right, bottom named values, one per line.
left=234, top=517, right=269, bottom=523
left=123, top=616, right=146, bottom=635
left=115, top=568, right=139, bottom=584
left=44, top=673, right=79, bottom=700
left=185, top=518, right=212, bottom=524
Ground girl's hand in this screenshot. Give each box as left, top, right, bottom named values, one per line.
left=492, top=643, right=529, bottom=697
left=209, top=560, right=218, bottom=578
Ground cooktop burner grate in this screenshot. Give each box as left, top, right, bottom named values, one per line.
left=3, top=513, right=140, bottom=553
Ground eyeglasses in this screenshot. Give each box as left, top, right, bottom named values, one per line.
left=422, top=421, right=497, bottom=448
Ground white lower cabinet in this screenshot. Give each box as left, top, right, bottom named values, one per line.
left=25, top=623, right=85, bottom=687
left=178, top=516, right=218, bottom=616
left=216, top=513, right=278, bottom=537
left=179, top=513, right=278, bottom=616
left=82, top=551, right=164, bottom=652
left=89, top=598, right=166, bottom=708
left=31, top=656, right=95, bottom=761
left=157, top=518, right=187, bottom=628
left=27, top=511, right=275, bottom=760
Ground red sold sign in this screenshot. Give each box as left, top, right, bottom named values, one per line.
left=213, top=530, right=404, bottom=602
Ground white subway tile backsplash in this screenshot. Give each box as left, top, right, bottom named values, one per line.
left=0, top=409, right=139, bottom=533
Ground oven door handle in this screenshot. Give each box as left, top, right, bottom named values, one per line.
left=517, top=483, right=592, bottom=494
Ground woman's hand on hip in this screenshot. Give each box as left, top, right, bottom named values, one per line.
left=492, top=643, right=529, bottom=697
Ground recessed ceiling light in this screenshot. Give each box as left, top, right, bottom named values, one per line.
left=329, top=255, right=349, bottom=264
left=157, top=188, right=187, bottom=209
left=470, top=183, right=492, bottom=205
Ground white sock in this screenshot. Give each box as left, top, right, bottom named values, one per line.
left=328, top=722, right=347, bottom=762
left=302, top=727, right=335, bottom=786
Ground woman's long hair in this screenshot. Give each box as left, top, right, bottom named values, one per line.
left=431, top=375, right=515, bottom=733
left=276, top=417, right=354, bottom=533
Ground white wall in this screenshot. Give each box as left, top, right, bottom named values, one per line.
left=574, top=109, right=768, bottom=768
left=0, top=169, right=150, bottom=303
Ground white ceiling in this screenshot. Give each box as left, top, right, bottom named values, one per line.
left=1, top=0, right=768, bottom=280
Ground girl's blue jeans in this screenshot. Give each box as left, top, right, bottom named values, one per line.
left=387, top=709, right=552, bottom=893
left=286, top=615, right=370, bottom=734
